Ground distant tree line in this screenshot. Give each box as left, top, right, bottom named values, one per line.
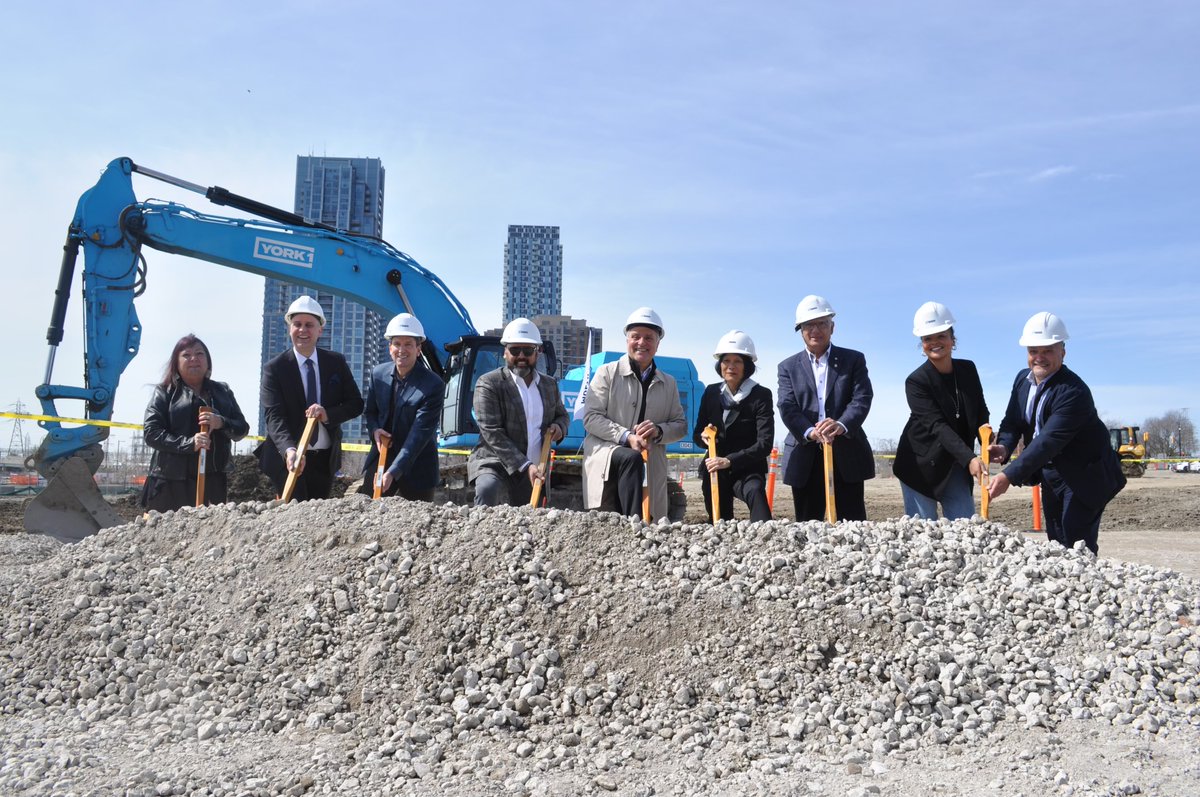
left=1143, top=410, right=1195, bottom=458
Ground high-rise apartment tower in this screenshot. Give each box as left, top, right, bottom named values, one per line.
left=502, top=225, right=562, bottom=324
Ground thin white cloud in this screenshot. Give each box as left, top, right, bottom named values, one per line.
left=1027, top=165, right=1076, bottom=182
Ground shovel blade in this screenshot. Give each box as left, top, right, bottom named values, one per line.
left=24, top=457, right=124, bottom=544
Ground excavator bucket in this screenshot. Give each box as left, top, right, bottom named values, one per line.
left=24, top=456, right=123, bottom=543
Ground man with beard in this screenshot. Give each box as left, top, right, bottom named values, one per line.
left=468, top=318, right=570, bottom=507
left=359, top=313, right=444, bottom=501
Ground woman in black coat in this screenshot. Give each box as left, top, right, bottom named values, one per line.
left=141, top=334, right=249, bottom=511
left=893, top=302, right=988, bottom=520
left=693, top=330, right=775, bottom=522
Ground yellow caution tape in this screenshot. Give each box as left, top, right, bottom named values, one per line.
left=4, top=412, right=1189, bottom=463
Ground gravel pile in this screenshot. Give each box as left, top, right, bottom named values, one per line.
left=2, top=498, right=1199, bottom=795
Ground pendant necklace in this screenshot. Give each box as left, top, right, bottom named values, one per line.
left=951, top=371, right=961, bottom=419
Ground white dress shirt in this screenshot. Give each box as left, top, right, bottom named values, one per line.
left=509, top=369, right=544, bottom=467
left=295, top=350, right=331, bottom=450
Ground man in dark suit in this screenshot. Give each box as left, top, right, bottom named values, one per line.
left=988, top=312, right=1125, bottom=554
left=469, top=318, right=570, bottom=507
left=777, top=295, right=875, bottom=521
left=257, top=295, right=364, bottom=501
left=360, top=313, right=444, bottom=501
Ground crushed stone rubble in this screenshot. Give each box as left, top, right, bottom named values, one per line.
left=1, top=496, right=1199, bottom=795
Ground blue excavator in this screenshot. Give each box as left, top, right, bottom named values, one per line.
left=28, top=157, right=702, bottom=541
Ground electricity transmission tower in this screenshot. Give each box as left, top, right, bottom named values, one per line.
left=7, top=401, right=29, bottom=459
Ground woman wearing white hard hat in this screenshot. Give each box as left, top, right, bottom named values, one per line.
left=692, top=331, right=774, bottom=522
left=892, top=302, right=990, bottom=520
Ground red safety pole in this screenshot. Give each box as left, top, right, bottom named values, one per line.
left=1031, top=484, right=1043, bottom=532
left=766, top=447, right=779, bottom=512
left=544, top=450, right=556, bottom=508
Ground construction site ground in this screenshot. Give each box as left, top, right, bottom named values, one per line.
left=1, top=468, right=1199, bottom=795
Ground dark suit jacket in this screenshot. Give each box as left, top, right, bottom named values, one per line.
left=777, top=344, right=875, bottom=486
left=468, top=367, right=571, bottom=482
left=363, top=360, right=444, bottom=491
left=256, top=347, right=364, bottom=482
left=692, top=381, right=774, bottom=478
left=995, top=365, right=1125, bottom=509
left=893, top=359, right=988, bottom=499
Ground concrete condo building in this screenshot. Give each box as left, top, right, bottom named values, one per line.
left=532, top=314, right=602, bottom=374
left=259, top=156, right=386, bottom=444
left=503, top=225, right=562, bottom=323
left=496, top=225, right=601, bottom=373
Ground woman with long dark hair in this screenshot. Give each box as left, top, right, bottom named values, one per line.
left=893, top=302, right=989, bottom=520
left=141, top=334, right=248, bottom=511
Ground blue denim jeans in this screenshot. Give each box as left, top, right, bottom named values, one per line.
left=901, top=464, right=976, bottom=520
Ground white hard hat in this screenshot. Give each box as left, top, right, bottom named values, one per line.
left=501, top=318, right=543, bottom=346
left=912, top=301, right=956, bottom=337
left=624, top=307, right=664, bottom=338
left=285, top=295, right=326, bottom=325
left=713, top=330, right=757, bottom=362
left=1019, top=311, right=1069, bottom=347
left=384, top=313, right=425, bottom=342
left=794, top=295, right=836, bottom=328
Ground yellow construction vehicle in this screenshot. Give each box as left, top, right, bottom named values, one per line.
left=1109, top=426, right=1149, bottom=478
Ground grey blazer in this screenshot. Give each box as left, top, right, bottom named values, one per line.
left=468, top=367, right=570, bottom=482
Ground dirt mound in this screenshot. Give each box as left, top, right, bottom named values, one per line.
left=2, top=497, right=1199, bottom=794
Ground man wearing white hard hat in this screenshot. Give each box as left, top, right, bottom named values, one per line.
left=468, top=318, right=570, bottom=507
left=359, top=313, right=444, bottom=500
left=582, top=307, right=687, bottom=521
left=777, top=295, right=875, bottom=521
left=257, top=295, right=364, bottom=500
left=988, top=312, right=1125, bottom=554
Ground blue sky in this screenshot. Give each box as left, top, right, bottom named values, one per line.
left=3, top=1, right=1198, bottom=454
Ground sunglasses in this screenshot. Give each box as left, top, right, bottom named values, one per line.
left=507, top=345, right=537, bottom=357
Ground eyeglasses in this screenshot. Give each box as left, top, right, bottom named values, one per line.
left=800, top=320, right=832, bottom=332
left=506, top=345, right=537, bottom=357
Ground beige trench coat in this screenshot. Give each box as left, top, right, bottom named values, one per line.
left=582, top=356, right=686, bottom=520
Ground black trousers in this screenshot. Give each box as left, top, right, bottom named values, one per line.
left=142, top=473, right=229, bottom=513
left=267, top=448, right=333, bottom=501
left=791, top=469, right=866, bottom=522
left=700, top=470, right=772, bottom=522
left=600, top=446, right=646, bottom=517
left=356, top=471, right=435, bottom=502
left=1040, top=467, right=1104, bottom=554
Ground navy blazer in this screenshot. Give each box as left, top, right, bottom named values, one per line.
left=257, top=348, right=364, bottom=481
left=363, top=359, right=444, bottom=491
left=777, top=344, right=875, bottom=486
left=692, top=381, right=774, bottom=478
left=893, top=359, right=989, bottom=499
left=995, top=365, right=1125, bottom=509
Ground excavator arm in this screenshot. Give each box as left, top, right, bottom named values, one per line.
left=29, top=157, right=477, bottom=541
